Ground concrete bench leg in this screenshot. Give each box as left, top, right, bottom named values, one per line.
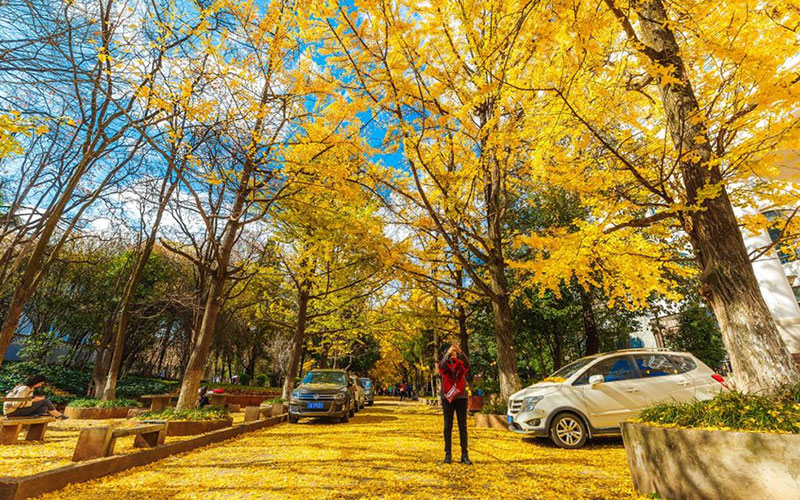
left=73, top=427, right=113, bottom=461
left=0, top=424, right=22, bottom=445
left=244, top=406, right=261, bottom=423
left=25, top=422, right=47, bottom=441
left=133, top=429, right=165, bottom=448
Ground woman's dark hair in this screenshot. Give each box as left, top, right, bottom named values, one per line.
left=24, top=374, right=47, bottom=387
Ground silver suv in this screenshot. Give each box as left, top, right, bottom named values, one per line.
left=507, top=349, right=727, bottom=448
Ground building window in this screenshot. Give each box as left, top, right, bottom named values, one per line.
left=764, top=211, right=800, bottom=264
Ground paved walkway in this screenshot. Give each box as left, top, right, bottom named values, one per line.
left=37, top=401, right=642, bottom=499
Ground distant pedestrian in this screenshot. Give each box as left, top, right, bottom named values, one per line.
left=439, top=344, right=471, bottom=465
left=198, top=386, right=210, bottom=407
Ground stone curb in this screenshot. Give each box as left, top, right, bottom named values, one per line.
left=0, top=414, right=286, bottom=500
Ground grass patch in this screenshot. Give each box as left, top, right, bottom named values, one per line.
left=135, top=406, right=230, bottom=421
left=67, top=398, right=141, bottom=408
left=639, top=385, right=800, bottom=434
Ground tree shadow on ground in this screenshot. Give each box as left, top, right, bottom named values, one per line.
left=521, top=435, right=624, bottom=449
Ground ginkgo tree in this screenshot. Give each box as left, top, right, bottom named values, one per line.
left=263, top=159, right=398, bottom=399
left=163, top=0, right=345, bottom=409
left=512, top=0, right=800, bottom=392
left=321, top=0, right=560, bottom=399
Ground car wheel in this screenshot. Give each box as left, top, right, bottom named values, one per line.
left=288, top=415, right=299, bottom=424
left=549, top=413, right=588, bottom=449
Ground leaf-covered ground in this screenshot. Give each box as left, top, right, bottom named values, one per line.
left=34, top=401, right=643, bottom=499
left=0, top=414, right=246, bottom=477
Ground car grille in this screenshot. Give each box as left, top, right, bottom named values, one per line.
left=298, top=393, right=336, bottom=400
left=509, top=399, right=522, bottom=414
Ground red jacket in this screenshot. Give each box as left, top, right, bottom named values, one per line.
left=439, top=353, right=470, bottom=401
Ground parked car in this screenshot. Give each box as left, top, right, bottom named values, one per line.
left=507, top=348, right=728, bottom=449
left=359, top=377, right=375, bottom=406
left=288, top=369, right=356, bottom=423
left=350, top=375, right=366, bottom=410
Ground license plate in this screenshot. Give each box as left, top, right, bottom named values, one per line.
left=307, top=402, right=324, bottom=410
left=507, top=415, right=513, bottom=424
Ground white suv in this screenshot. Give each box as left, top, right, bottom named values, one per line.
left=507, top=349, right=728, bottom=448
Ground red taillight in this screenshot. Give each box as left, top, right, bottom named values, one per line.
left=711, top=374, right=729, bottom=389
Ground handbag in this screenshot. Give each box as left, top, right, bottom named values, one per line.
left=444, top=383, right=462, bottom=403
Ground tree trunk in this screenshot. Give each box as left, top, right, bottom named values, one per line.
left=155, top=318, right=175, bottom=377
left=103, top=174, right=177, bottom=400
left=282, top=287, right=309, bottom=400
left=176, top=273, right=225, bottom=408
left=458, top=304, right=469, bottom=356
left=487, top=250, right=521, bottom=399
left=90, top=314, right=119, bottom=397
left=318, top=342, right=329, bottom=369
left=552, top=325, right=563, bottom=371
left=485, top=144, right=521, bottom=400
left=580, top=287, right=600, bottom=355
left=490, top=288, right=521, bottom=400
left=298, top=346, right=306, bottom=381
left=89, top=324, right=114, bottom=398
left=629, top=0, right=799, bottom=392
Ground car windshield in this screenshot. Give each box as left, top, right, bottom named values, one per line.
left=548, top=356, right=598, bottom=380
left=302, top=371, right=346, bottom=385
left=360, top=378, right=372, bottom=387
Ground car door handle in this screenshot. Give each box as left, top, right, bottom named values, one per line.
left=677, top=380, right=691, bottom=387
left=625, top=387, right=638, bottom=393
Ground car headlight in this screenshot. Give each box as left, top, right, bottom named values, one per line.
left=523, top=396, right=543, bottom=412
left=290, top=391, right=300, bottom=400
left=334, top=391, right=347, bottom=401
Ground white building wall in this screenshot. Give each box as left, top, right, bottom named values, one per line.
left=742, top=226, right=800, bottom=353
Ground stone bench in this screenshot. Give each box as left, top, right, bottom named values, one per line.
left=72, top=424, right=166, bottom=461
left=207, top=393, right=228, bottom=408
left=0, top=416, right=55, bottom=445
left=244, top=406, right=271, bottom=423
left=140, top=394, right=176, bottom=411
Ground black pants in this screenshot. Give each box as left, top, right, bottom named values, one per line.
left=442, top=398, right=468, bottom=455
left=8, top=398, right=56, bottom=417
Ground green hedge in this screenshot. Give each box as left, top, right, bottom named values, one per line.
left=479, top=399, right=507, bottom=415
left=1, top=362, right=274, bottom=404
left=205, top=382, right=281, bottom=395
left=116, top=376, right=178, bottom=399
left=0, top=362, right=178, bottom=404
left=639, top=386, right=800, bottom=434
left=66, top=398, right=141, bottom=408
left=135, top=406, right=230, bottom=422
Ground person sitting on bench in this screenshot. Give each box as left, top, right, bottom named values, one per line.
left=3, top=375, right=67, bottom=419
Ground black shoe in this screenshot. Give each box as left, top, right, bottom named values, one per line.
left=57, top=415, right=69, bottom=420
left=460, top=454, right=473, bottom=465
left=443, top=453, right=452, bottom=464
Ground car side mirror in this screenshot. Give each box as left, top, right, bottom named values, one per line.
left=589, top=374, right=604, bottom=387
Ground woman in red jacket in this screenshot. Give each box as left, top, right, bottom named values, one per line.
left=439, top=344, right=472, bottom=465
